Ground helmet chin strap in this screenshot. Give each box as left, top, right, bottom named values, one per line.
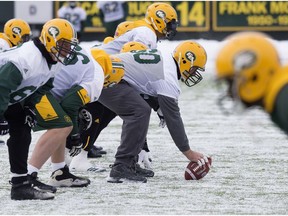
left=150, top=17, right=159, bottom=32
left=177, top=52, right=181, bottom=69
left=42, top=31, right=47, bottom=47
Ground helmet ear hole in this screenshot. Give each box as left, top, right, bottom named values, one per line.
left=252, top=73, right=258, bottom=82
left=47, top=36, right=51, bottom=43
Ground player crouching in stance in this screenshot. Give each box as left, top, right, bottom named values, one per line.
left=215, top=32, right=288, bottom=137
left=95, top=40, right=210, bottom=183
left=0, top=18, right=32, bottom=146
left=79, top=2, right=179, bottom=165
left=66, top=48, right=124, bottom=172
left=0, top=18, right=78, bottom=200
left=27, top=21, right=124, bottom=191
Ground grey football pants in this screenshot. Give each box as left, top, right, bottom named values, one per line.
left=98, top=80, right=151, bottom=167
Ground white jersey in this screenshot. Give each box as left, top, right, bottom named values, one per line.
left=97, top=1, right=126, bottom=22
left=0, top=38, right=10, bottom=52
left=99, top=26, right=157, bottom=54
left=51, top=45, right=104, bottom=103
left=114, top=49, right=181, bottom=100
left=57, top=6, right=87, bottom=32
left=0, top=41, right=61, bottom=105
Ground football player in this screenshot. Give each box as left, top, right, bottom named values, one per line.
left=57, top=1, right=87, bottom=41
left=216, top=32, right=288, bottom=135
left=0, top=18, right=78, bottom=200
left=96, top=40, right=210, bottom=183
left=0, top=18, right=32, bottom=52
left=78, top=2, right=179, bottom=170
left=97, top=1, right=127, bottom=37
left=27, top=44, right=124, bottom=183
left=0, top=18, right=32, bottom=145
left=68, top=41, right=146, bottom=172
left=27, top=45, right=103, bottom=189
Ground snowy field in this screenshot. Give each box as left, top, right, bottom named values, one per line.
left=0, top=39, right=288, bottom=214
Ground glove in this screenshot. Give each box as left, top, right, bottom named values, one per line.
left=24, top=106, right=37, bottom=128
left=157, top=108, right=166, bottom=128
left=0, top=119, right=9, bottom=135
left=78, top=107, right=92, bottom=131
left=138, top=149, right=152, bottom=170
left=68, top=133, right=83, bottom=157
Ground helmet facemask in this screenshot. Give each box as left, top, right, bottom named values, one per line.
left=20, top=33, right=32, bottom=44
left=50, top=37, right=78, bottom=65
left=181, top=66, right=203, bottom=87
left=164, top=19, right=178, bottom=40
left=216, top=77, right=246, bottom=115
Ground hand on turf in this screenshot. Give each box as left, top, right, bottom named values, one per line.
left=157, top=108, right=166, bottom=128
left=24, top=106, right=37, bottom=128
left=68, top=133, right=83, bottom=157
left=138, top=149, right=153, bottom=170
left=0, top=119, right=9, bottom=135
left=78, top=107, right=92, bottom=131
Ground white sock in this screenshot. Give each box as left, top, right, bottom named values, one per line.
left=11, top=173, right=27, bottom=178
left=51, top=162, right=66, bottom=172
left=27, top=164, right=39, bottom=175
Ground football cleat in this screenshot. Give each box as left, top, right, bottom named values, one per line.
left=10, top=180, right=54, bottom=200
left=107, top=163, right=147, bottom=183
left=48, top=165, right=90, bottom=187
left=88, top=145, right=107, bottom=158
left=134, top=163, right=154, bottom=177
left=28, top=172, right=57, bottom=193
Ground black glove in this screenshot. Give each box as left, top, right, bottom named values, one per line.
left=140, top=94, right=159, bottom=111
left=67, top=133, right=83, bottom=157
left=157, top=108, right=166, bottom=128
left=24, top=106, right=37, bottom=128
left=78, top=107, right=92, bottom=132
left=0, top=119, right=9, bottom=135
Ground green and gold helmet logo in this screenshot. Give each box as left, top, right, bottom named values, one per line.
left=12, top=27, right=21, bottom=35
left=156, top=10, right=166, bottom=19
left=185, top=51, right=195, bottom=62
left=233, top=51, right=256, bottom=72
left=48, top=26, right=59, bottom=38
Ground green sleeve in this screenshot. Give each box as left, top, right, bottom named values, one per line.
left=0, top=62, right=23, bottom=118
left=60, top=85, right=88, bottom=135
left=25, top=78, right=54, bottom=107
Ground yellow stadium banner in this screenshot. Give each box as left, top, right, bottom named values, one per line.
left=54, top=1, right=210, bottom=33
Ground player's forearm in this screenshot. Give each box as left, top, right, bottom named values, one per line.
left=158, top=95, right=190, bottom=152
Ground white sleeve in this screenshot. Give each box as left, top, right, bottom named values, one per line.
left=80, top=8, right=87, bottom=20
left=0, top=39, right=10, bottom=52
left=99, top=27, right=157, bottom=54
left=57, top=7, right=64, bottom=18
left=80, top=60, right=104, bottom=102
left=131, top=27, right=158, bottom=49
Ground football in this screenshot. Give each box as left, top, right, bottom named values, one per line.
left=184, top=157, right=212, bottom=180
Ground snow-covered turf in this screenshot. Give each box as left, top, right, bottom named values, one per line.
left=0, top=39, right=287, bottom=214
